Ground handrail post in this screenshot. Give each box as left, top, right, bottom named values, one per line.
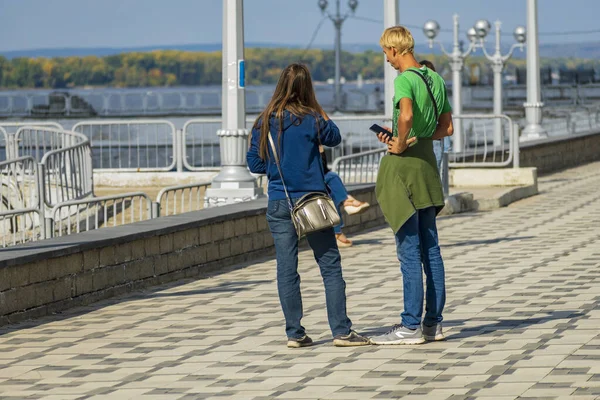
left=176, top=128, right=184, bottom=173
left=36, top=163, right=47, bottom=240
left=513, top=122, right=520, bottom=169
left=151, top=201, right=160, bottom=218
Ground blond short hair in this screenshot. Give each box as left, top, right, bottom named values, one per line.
left=380, top=26, right=415, bottom=55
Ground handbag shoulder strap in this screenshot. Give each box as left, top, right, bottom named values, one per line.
left=406, top=68, right=439, bottom=118
left=267, top=132, right=294, bottom=210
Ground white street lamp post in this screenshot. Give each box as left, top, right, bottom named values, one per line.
left=318, top=0, right=358, bottom=112
left=522, top=0, right=548, bottom=140
left=204, top=0, right=263, bottom=207
left=383, top=0, right=399, bottom=119
left=423, top=15, right=481, bottom=153
left=478, top=21, right=526, bottom=146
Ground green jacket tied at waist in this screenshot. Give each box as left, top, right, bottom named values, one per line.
left=376, top=139, right=445, bottom=233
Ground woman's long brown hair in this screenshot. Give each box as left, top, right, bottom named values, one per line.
left=253, top=63, right=325, bottom=160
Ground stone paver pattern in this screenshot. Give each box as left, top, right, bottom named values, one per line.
left=1, top=162, right=600, bottom=400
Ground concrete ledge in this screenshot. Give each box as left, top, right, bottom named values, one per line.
left=519, top=130, right=600, bottom=175
left=473, top=184, right=539, bottom=211
left=439, top=192, right=474, bottom=216
left=0, top=185, right=379, bottom=326
left=94, top=171, right=219, bottom=187
left=450, top=168, right=537, bottom=187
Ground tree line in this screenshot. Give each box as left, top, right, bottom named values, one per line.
left=0, top=48, right=597, bottom=89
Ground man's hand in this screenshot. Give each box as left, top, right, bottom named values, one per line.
left=377, top=131, right=417, bottom=154
left=375, top=126, right=393, bottom=144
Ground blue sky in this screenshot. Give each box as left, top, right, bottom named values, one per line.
left=0, top=0, right=598, bottom=52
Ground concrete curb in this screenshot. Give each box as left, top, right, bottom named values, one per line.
left=440, top=184, right=539, bottom=215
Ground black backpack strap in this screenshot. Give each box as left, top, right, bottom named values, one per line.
left=406, top=69, right=439, bottom=118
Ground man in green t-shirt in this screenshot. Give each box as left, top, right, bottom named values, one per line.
left=370, top=25, right=454, bottom=346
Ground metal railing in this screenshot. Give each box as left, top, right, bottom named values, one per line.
left=450, top=114, right=519, bottom=168
left=72, top=120, right=177, bottom=171
left=1, top=156, right=45, bottom=247
left=331, top=147, right=386, bottom=184
left=153, top=181, right=212, bottom=217
left=14, top=125, right=85, bottom=161
left=40, top=134, right=94, bottom=207
left=0, top=121, right=63, bottom=134
left=0, top=127, right=8, bottom=161
left=331, top=114, right=521, bottom=186
left=49, top=192, right=153, bottom=237
left=182, top=118, right=222, bottom=170
left=1, top=209, right=44, bottom=247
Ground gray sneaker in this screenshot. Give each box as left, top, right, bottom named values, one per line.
left=423, top=323, right=445, bottom=341
left=370, top=324, right=425, bottom=345
left=333, top=330, right=370, bottom=347
left=287, top=335, right=313, bottom=348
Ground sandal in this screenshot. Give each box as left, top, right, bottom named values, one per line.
left=336, top=233, right=353, bottom=248
left=343, top=198, right=370, bottom=216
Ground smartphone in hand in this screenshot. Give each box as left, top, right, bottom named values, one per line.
left=369, top=124, right=393, bottom=140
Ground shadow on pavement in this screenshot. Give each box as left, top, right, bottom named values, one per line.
left=443, top=236, right=536, bottom=247
left=130, top=280, right=272, bottom=298
left=359, top=310, right=584, bottom=339
left=0, top=279, right=272, bottom=336
left=350, top=238, right=384, bottom=246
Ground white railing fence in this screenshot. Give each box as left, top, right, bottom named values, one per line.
left=182, top=118, right=222, bottom=171
left=331, top=147, right=386, bottom=185
left=0, top=156, right=45, bottom=246
left=0, top=127, right=8, bottom=162
left=450, top=114, right=519, bottom=168
left=49, top=193, right=153, bottom=237
left=14, top=126, right=83, bottom=162
left=153, top=181, right=212, bottom=217
left=73, top=120, right=177, bottom=171
left=41, top=137, right=94, bottom=207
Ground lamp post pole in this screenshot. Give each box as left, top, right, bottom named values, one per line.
left=479, top=21, right=526, bottom=146
left=522, top=0, right=548, bottom=140
left=383, top=0, right=399, bottom=119
left=319, top=0, right=358, bottom=112
left=423, top=15, right=480, bottom=153
left=204, top=0, right=262, bottom=207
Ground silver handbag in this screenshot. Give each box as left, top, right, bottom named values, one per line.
left=268, top=133, right=340, bottom=239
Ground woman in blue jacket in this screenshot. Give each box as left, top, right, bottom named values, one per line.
left=247, top=63, right=369, bottom=348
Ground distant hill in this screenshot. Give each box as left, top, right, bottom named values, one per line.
left=2, top=41, right=600, bottom=60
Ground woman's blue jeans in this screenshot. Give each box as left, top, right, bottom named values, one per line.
left=394, top=206, right=446, bottom=329
left=324, top=171, right=348, bottom=234
left=266, top=198, right=353, bottom=339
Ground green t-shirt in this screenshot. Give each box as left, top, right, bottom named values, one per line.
left=392, top=66, right=452, bottom=139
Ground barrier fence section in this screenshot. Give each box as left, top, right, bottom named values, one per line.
left=40, top=132, right=94, bottom=207
left=450, top=114, right=519, bottom=168
left=331, top=148, right=386, bottom=185
left=49, top=193, right=153, bottom=237
left=182, top=118, right=222, bottom=171
left=72, top=120, right=177, bottom=171
left=153, top=181, right=212, bottom=217
left=0, top=127, right=8, bottom=162
left=0, top=156, right=45, bottom=247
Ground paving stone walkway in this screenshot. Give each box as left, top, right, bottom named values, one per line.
left=1, top=162, right=600, bottom=400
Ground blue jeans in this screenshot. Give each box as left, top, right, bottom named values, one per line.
left=324, top=171, right=348, bottom=234
left=433, top=140, right=443, bottom=173
left=394, top=206, right=446, bottom=329
left=266, top=198, right=353, bottom=339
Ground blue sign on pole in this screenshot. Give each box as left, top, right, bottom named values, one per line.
left=239, top=60, right=245, bottom=88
